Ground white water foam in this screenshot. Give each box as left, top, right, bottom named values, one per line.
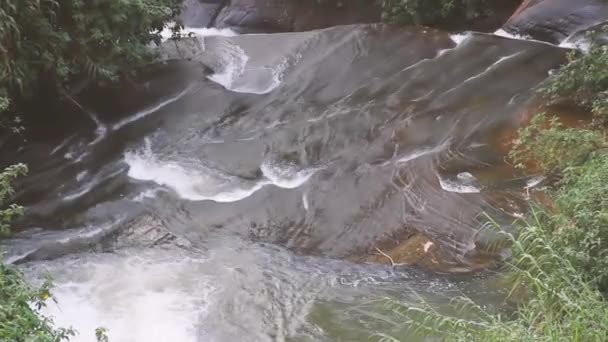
left=125, top=149, right=265, bottom=203
left=112, top=86, right=194, bottom=130
left=260, top=161, right=319, bottom=189
left=492, top=28, right=570, bottom=49
left=206, top=43, right=251, bottom=92
left=160, top=25, right=237, bottom=41
left=449, top=32, right=473, bottom=46
left=131, top=187, right=166, bottom=202
left=228, top=64, right=286, bottom=95
left=160, top=24, right=285, bottom=94
left=559, top=34, right=592, bottom=52
left=26, top=249, right=216, bottom=342
left=493, top=29, right=531, bottom=40
left=438, top=172, right=481, bottom=194
left=206, top=45, right=289, bottom=95
left=125, top=142, right=318, bottom=202
left=160, top=24, right=286, bottom=95
left=438, top=33, right=473, bottom=56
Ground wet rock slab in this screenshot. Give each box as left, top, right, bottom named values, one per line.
left=5, top=25, right=570, bottom=271
left=504, top=0, right=608, bottom=43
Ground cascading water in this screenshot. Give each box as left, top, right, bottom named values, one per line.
left=1, top=24, right=571, bottom=341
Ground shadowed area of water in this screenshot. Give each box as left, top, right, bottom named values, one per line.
left=0, top=24, right=567, bottom=341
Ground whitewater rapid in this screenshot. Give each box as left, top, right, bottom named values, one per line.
left=26, top=249, right=216, bottom=342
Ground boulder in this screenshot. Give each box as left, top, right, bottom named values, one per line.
left=179, top=0, right=225, bottom=28
left=288, top=0, right=381, bottom=32
left=186, top=0, right=517, bottom=34
left=211, top=0, right=381, bottom=33
left=504, top=0, right=608, bottom=43
left=213, top=0, right=293, bottom=32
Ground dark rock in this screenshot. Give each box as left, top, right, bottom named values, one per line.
left=179, top=0, right=225, bottom=28
left=507, top=0, right=544, bottom=21
left=204, top=0, right=518, bottom=33
left=504, top=0, right=608, bottom=43
left=213, top=0, right=292, bottom=32
left=212, top=0, right=381, bottom=33
left=414, top=0, right=521, bottom=33
left=288, top=0, right=381, bottom=32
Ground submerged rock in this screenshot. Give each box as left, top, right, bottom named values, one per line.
left=504, top=0, right=608, bottom=43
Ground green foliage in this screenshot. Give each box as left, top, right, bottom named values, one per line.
left=0, top=0, right=182, bottom=115
left=381, top=35, right=608, bottom=341
left=0, top=262, right=75, bottom=342
left=0, top=164, right=76, bottom=341
left=0, top=163, right=28, bottom=236
left=379, top=0, right=490, bottom=26
left=551, top=152, right=608, bottom=290
left=510, top=33, right=608, bottom=290
left=380, top=212, right=608, bottom=342
left=510, top=114, right=606, bottom=172
left=509, top=113, right=608, bottom=287
left=541, top=44, right=608, bottom=126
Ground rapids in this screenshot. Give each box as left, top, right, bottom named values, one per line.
left=0, top=24, right=569, bottom=341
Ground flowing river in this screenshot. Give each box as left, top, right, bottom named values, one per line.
left=0, top=24, right=569, bottom=341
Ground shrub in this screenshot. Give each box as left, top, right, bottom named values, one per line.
left=541, top=44, right=608, bottom=126
left=0, top=261, right=75, bottom=342
left=0, top=164, right=28, bottom=237
left=0, top=0, right=181, bottom=115
left=551, top=152, right=608, bottom=291
left=379, top=212, right=608, bottom=342
left=1, top=164, right=76, bottom=341
left=510, top=114, right=606, bottom=172
left=509, top=113, right=608, bottom=290
left=379, top=35, right=608, bottom=340
left=379, top=0, right=491, bottom=26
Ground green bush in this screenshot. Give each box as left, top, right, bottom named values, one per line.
left=510, top=114, right=606, bottom=172
left=541, top=44, right=608, bottom=126
left=380, top=36, right=608, bottom=341
left=551, top=152, right=608, bottom=290
left=0, top=164, right=27, bottom=237
left=379, top=212, right=608, bottom=342
left=0, top=0, right=181, bottom=115
left=0, top=261, right=75, bottom=342
left=379, top=0, right=490, bottom=25
left=0, top=164, right=76, bottom=341
left=509, top=113, right=608, bottom=290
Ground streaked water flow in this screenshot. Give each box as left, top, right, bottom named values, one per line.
left=0, top=24, right=570, bottom=341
